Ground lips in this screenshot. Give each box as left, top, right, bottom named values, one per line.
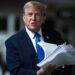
left=31, top=22, right=36, bottom=25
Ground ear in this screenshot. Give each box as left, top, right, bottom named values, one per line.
left=23, top=13, right=25, bottom=22
left=22, top=14, right=25, bottom=20
left=44, top=16, right=46, bottom=21
left=43, top=16, right=46, bottom=24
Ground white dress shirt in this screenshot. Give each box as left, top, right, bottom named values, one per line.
left=25, top=27, right=44, bottom=53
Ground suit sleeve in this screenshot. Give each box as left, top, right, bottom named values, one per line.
left=5, top=39, right=37, bottom=75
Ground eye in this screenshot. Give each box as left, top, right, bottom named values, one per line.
left=28, top=13, right=33, bottom=16
left=36, top=13, right=41, bottom=17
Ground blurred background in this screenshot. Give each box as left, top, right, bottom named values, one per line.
left=0, top=0, right=75, bottom=75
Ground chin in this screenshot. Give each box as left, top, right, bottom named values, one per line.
left=30, top=28, right=38, bottom=33
left=30, top=27, right=37, bottom=30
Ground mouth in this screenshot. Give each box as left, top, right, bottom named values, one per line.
left=31, top=22, right=36, bottom=25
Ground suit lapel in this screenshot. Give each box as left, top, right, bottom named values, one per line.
left=20, top=29, right=36, bottom=53
left=19, top=29, right=38, bottom=64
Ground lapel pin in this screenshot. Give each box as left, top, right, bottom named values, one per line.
left=46, top=36, right=49, bottom=39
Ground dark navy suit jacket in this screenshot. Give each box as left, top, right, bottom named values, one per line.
left=5, top=29, right=74, bottom=75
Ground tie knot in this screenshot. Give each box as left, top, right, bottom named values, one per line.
left=35, top=33, right=40, bottom=42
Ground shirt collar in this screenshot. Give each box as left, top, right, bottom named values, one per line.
left=25, top=27, right=42, bottom=39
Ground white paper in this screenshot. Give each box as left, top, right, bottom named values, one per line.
left=38, top=42, right=58, bottom=59
left=37, top=42, right=75, bottom=68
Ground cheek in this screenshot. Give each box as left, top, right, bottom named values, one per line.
left=41, top=18, right=45, bottom=24
left=40, top=16, right=46, bottom=23
left=23, top=17, right=29, bottom=24
left=38, top=18, right=44, bottom=24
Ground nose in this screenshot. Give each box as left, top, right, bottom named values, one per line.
left=32, top=14, right=36, bottom=21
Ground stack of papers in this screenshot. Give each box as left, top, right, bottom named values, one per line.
left=37, top=42, right=75, bottom=68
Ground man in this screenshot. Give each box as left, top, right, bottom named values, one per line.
left=5, top=1, right=72, bottom=75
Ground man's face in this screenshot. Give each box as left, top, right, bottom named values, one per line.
left=23, top=6, right=46, bottom=33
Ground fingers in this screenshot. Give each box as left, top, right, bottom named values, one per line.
left=43, top=65, right=56, bottom=75
left=37, top=68, right=45, bottom=75
left=37, top=65, right=56, bottom=75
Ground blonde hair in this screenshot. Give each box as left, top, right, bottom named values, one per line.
left=23, top=1, right=46, bottom=16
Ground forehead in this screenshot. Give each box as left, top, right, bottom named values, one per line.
left=24, top=5, right=43, bottom=13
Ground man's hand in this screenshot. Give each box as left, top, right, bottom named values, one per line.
left=44, top=65, right=55, bottom=75
left=37, top=65, right=55, bottom=75
left=37, top=68, right=45, bottom=75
